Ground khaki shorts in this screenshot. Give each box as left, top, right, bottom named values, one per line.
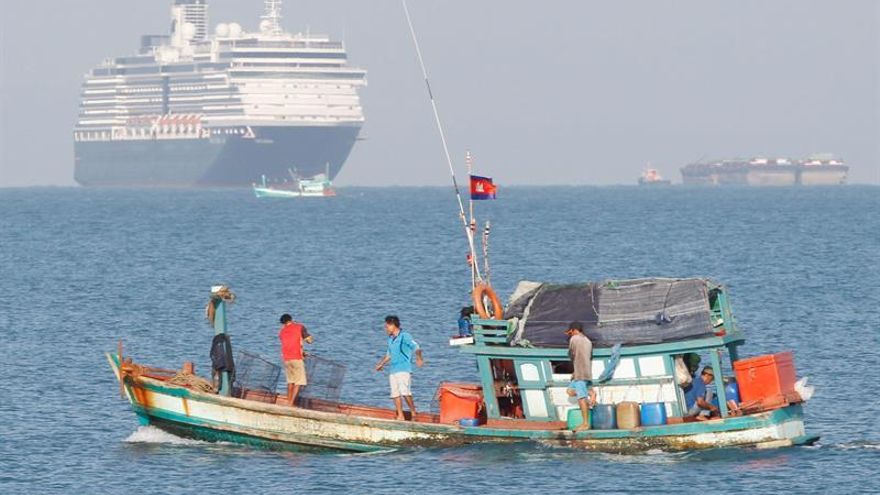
left=389, top=372, right=412, bottom=398
left=284, top=359, right=307, bottom=386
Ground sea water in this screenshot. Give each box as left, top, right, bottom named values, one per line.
left=1, top=186, right=878, bottom=493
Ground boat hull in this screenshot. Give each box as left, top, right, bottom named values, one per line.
left=74, top=125, right=361, bottom=187
left=253, top=187, right=332, bottom=198
left=109, top=354, right=816, bottom=453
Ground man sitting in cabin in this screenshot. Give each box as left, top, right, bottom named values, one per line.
left=375, top=315, right=424, bottom=421
left=685, top=366, right=719, bottom=420
left=565, top=321, right=597, bottom=431
left=278, top=313, right=314, bottom=407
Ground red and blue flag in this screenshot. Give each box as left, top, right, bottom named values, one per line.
left=469, top=175, right=497, bottom=200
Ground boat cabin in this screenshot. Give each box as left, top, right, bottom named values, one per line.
left=457, top=278, right=744, bottom=424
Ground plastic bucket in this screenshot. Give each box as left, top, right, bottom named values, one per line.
left=640, top=402, right=668, bottom=426
left=566, top=407, right=590, bottom=430
left=590, top=404, right=617, bottom=430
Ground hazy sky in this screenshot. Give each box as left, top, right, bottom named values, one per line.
left=1, top=0, right=878, bottom=186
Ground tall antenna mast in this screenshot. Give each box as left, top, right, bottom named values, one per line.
left=401, top=0, right=482, bottom=285
left=466, top=151, right=477, bottom=288
left=262, top=0, right=284, bottom=36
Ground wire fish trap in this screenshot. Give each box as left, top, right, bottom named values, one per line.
left=234, top=350, right=281, bottom=403
left=299, top=354, right=346, bottom=403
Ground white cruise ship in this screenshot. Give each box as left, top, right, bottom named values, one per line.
left=74, top=0, right=366, bottom=186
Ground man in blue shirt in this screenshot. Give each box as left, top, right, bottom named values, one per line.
left=684, top=366, right=719, bottom=420
left=375, top=315, right=424, bottom=420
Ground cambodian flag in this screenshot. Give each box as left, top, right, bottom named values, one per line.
left=470, top=175, right=497, bottom=200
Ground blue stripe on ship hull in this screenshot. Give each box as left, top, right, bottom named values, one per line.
left=74, top=125, right=361, bottom=187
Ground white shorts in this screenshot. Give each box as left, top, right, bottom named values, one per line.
left=389, top=372, right=412, bottom=398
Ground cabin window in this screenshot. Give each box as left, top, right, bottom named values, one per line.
left=677, top=349, right=738, bottom=417
left=550, top=360, right=573, bottom=374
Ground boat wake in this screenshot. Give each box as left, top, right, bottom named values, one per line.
left=827, top=440, right=880, bottom=451
left=124, top=425, right=208, bottom=446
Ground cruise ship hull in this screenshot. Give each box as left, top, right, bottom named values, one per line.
left=74, top=125, right=361, bottom=187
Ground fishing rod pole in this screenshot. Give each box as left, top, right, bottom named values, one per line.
left=401, top=0, right=482, bottom=285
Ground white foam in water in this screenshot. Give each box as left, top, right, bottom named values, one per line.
left=834, top=441, right=880, bottom=451
left=124, top=425, right=207, bottom=446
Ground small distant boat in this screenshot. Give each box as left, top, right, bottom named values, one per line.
left=253, top=167, right=336, bottom=198
left=638, top=167, right=672, bottom=186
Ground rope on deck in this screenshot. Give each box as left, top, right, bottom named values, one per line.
left=168, top=372, right=215, bottom=393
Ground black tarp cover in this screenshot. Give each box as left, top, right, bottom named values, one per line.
left=507, top=278, right=714, bottom=348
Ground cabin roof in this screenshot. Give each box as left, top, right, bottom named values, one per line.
left=503, top=278, right=732, bottom=349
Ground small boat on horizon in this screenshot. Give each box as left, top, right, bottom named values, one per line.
left=638, top=167, right=672, bottom=186
left=253, top=167, right=336, bottom=198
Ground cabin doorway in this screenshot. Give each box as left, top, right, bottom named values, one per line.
left=490, top=359, right=524, bottom=418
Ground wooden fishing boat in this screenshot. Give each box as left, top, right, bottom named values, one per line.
left=252, top=168, right=336, bottom=198
left=107, top=281, right=818, bottom=454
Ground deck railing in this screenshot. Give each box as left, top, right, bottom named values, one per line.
left=472, top=318, right=512, bottom=346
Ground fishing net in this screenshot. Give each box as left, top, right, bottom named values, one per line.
left=299, top=354, right=346, bottom=403
left=233, top=350, right=281, bottom=403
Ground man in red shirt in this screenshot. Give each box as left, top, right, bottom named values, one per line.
left=278, top=313, right=314, bottom=407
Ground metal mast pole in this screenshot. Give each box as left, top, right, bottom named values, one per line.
left=211, top=294, right=232, bottom=396
left=262, top=0, right=284, bottom=36
left=467, top=151, right=477, bottom=288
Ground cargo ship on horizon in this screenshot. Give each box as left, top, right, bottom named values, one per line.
left=74, top=0, right=366, bottom=187
left=680, top=155, right=848, bottom=186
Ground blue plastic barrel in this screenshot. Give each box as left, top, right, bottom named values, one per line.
left=711, top=381, right=741, bottom=407
left=458, top=418, right=481, bottom=427
left=725, top=381, right=741, bottom=404
left=590, top=404, right=617, bottom=430
left=640, top=402, right=668, bottom=426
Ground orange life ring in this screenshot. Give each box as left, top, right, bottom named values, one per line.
left=472, top=283, right=504, bottom=320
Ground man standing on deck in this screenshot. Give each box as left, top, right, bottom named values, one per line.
left=375, top=315, right=424, bottom=420
left=566, top=321, right=596, bottom=431
left=278, top=313, right=314, bottom=407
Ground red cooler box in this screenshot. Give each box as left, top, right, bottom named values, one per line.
left=438, top=383, right=484, bottom=424
left=733, top=351, right=797, bottom=403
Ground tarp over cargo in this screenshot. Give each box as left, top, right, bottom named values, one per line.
left=506, top=278, right=716, bottom=348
